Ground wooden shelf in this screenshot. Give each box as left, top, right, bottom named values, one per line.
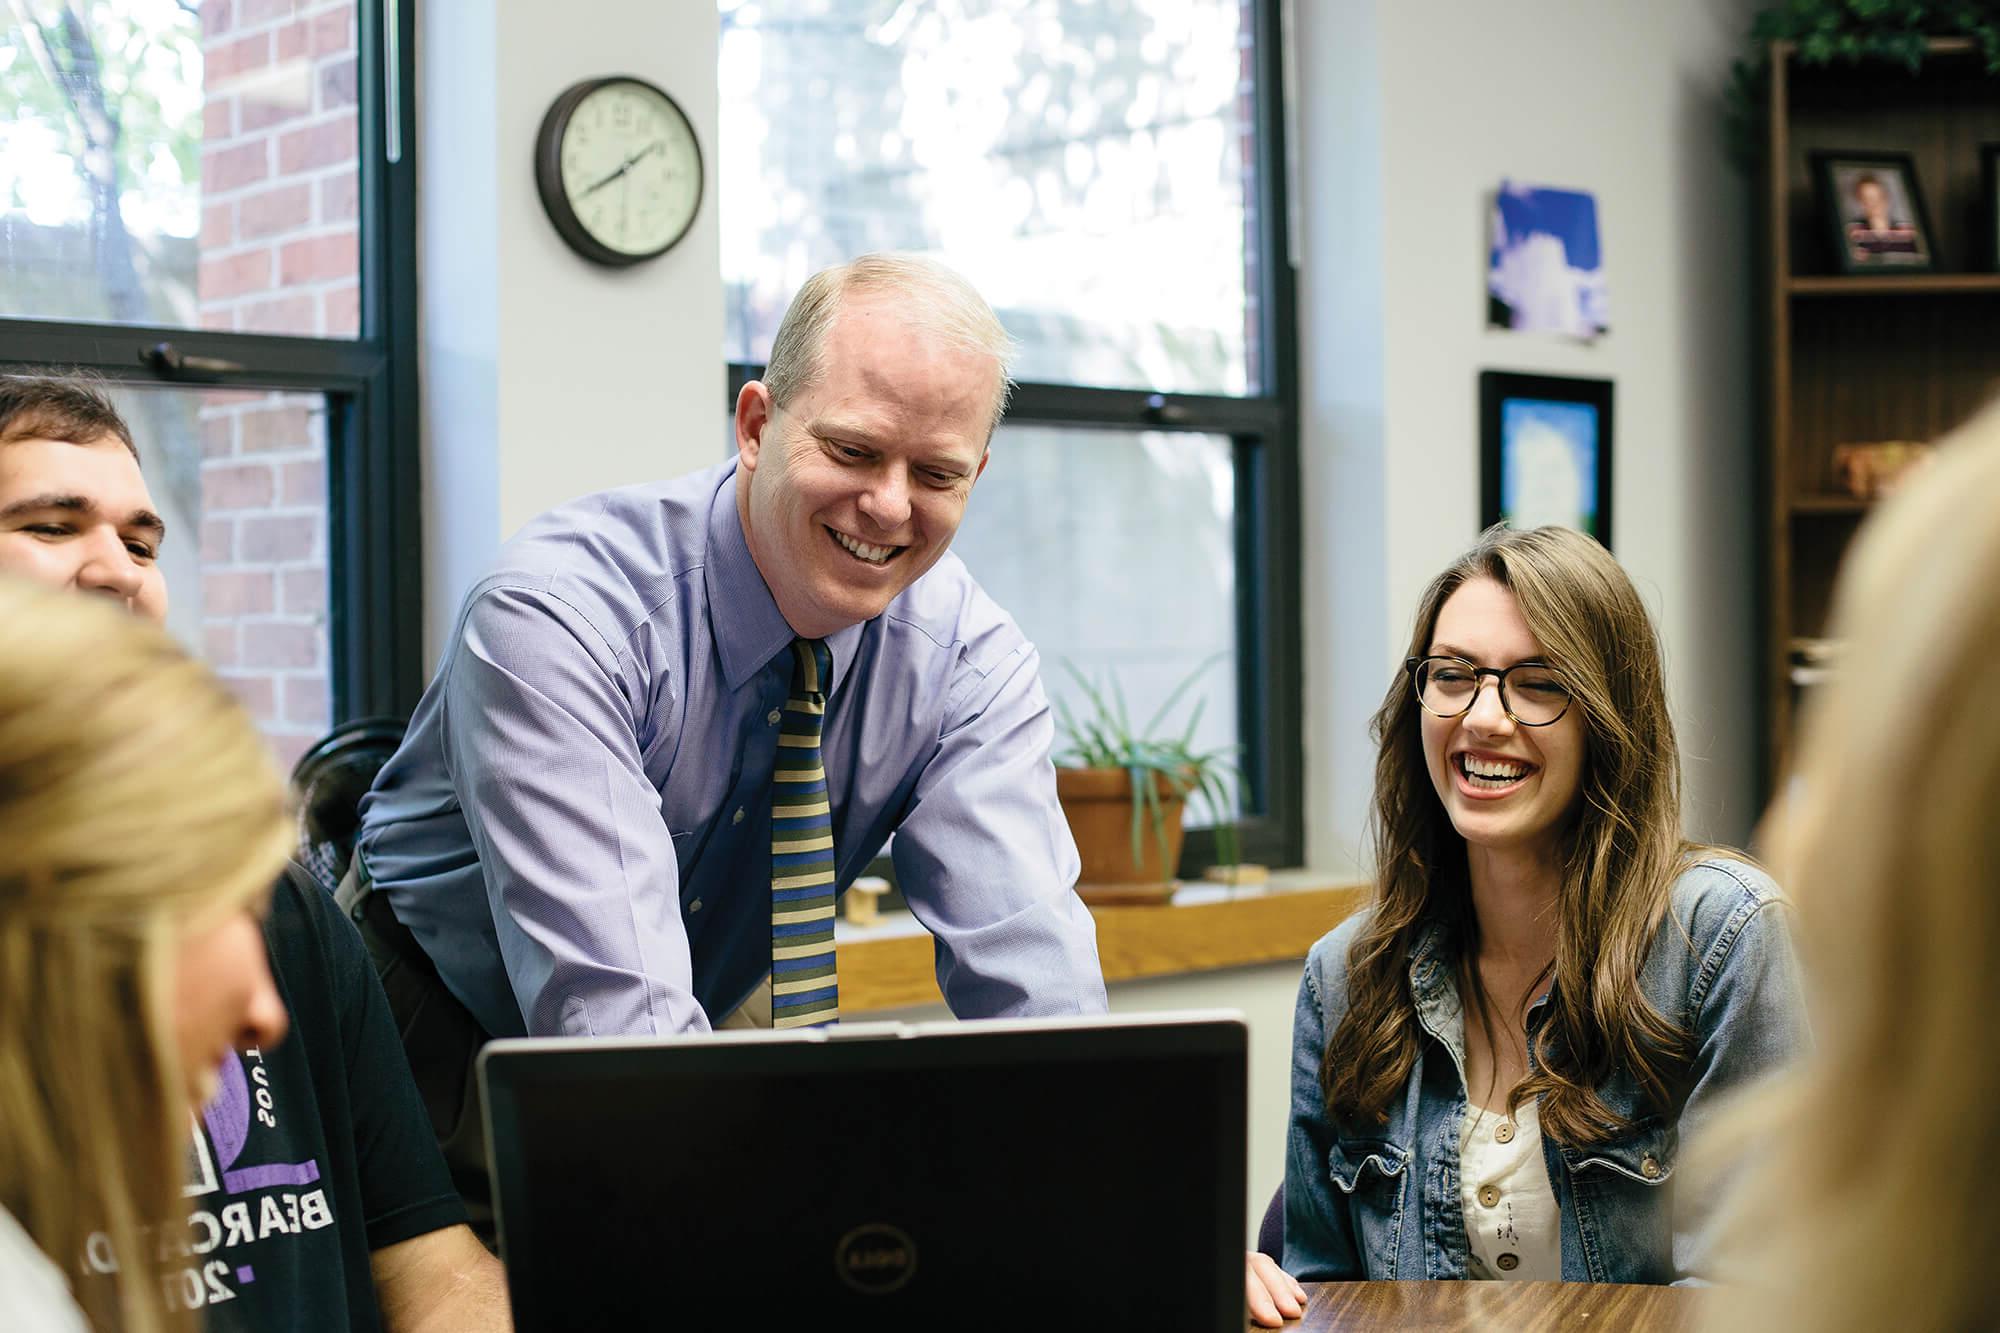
left=839, top=880, right=1367, bottom=1014
left=1788, top=275, right=2000, bottom=297
left=1760, top=38, right=2000, bottom=791
left=1789, top=494, right=1872, bottom=515
left=1775, top=36, right=1979, bottom=60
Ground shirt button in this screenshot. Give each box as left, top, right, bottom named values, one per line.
left=732, top=807, right=746, bottom=825
left=1496, top=1253, right=1519, bottom=1272
left=1640, top=1154, right=1662, bottom=1179
left=767, top=707, right=782, bottom=725
left=1477, top=1184, right=1500, bottom=1208
left=1494, top=1121, right=1516, bottom=1144
left=688, top=898, right=703, bottom=914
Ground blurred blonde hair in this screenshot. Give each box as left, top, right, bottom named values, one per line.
left=1718, top=402, right=2000, bottom=1330
left=761, top=251, right=1018, bottom=438
left=0, top=578, right=291, bottom=1333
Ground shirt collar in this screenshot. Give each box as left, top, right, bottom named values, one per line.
left=1407, top=918, right=1451, bottom=997
left=1407, top=917, right=1558, bottom=1034
left=703, top=459, right=861, bottom=697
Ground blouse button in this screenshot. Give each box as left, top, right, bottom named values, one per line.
left=732, top=806, right=746, bottom=825
left=1494, top=1121, right=1516, bottom=1144
left=767, top=708, right=783, bottom=725
left=1477, top=1184, right=1500, bottom=1208
left=1640, top=1154, right=1662, bottom=1179
left=1496, top=1253, right=1520, bottom=1272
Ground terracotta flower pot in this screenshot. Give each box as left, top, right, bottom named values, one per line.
left=1056, top=766, right=1186, bottom=905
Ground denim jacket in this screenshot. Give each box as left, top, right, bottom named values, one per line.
left=1282, top=857, right=1805, bottom=1284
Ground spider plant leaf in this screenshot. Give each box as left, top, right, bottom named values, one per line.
left=1141, top=652, right=1222, bottom=739
left=1127, top=762, right=1150, bottom=866
left=1180, top=695, right=1207, bottom=748
left=1110, top=673, right=1135, bottom=745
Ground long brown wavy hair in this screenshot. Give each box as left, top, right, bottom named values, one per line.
left=1322, top=525, right=1703, bottom=1146
left=0, top=578, right=291, bottom=1332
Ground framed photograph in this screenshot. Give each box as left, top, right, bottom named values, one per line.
left=1810, top=150, right=1936, bottom=273
left=1982, top=143, right=2000, bottom=272
left=1479, top=372, right=1614, bottom=549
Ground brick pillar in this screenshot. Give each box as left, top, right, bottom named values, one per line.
left=197, top=0, right=357, bottom=766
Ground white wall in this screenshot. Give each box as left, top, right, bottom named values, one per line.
left=418, top=1, right=723, bottom=664
left=1295, top=0, right=1764, bottom=872
left=416, top=0, right=1763, bottom=1249
left=422, top=0, right=1765, bottom=852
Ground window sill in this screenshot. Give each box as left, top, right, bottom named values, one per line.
left=836, top=871, right=1367, bottom=1014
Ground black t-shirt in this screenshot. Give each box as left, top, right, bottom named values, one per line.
left=81, top=866, right=466, bottom=1328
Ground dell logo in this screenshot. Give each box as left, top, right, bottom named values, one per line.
left=835, top=1223, right=917, bottom=1294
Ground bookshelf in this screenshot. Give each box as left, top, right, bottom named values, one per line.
left=1761, top=38, right=2000, bottom=787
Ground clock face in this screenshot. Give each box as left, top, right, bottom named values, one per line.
left=552, top=79, right=702, bottom=262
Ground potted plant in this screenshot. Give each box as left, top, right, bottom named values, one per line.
left=1052, top=660, right=1238, bottom=905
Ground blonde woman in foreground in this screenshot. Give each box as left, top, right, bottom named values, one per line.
left=1718, top=403, right=2000, bottom=1332
left=0, top=578, right=292, bottom=1331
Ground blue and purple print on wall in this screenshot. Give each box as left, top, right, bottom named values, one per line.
left=1488, top=181, right=1607, bottom=342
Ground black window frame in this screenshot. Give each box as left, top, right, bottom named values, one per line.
left=724, top=0, right=1302, bottom=873
left=0, top=0, right=423, bottom=726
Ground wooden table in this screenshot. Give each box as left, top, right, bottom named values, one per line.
left=1277, top=1281, right=1710, bottom=1330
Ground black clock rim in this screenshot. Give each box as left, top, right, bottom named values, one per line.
left=533, top=74, right=705, bottom=269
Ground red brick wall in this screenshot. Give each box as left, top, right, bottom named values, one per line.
left=198, top=0, right=357, bottom=766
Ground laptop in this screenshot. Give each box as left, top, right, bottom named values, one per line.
left=479, top=1012, right=1247, bottom=1330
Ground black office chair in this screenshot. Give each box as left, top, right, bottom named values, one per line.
left=289, top=716, right=407, bottom=894
left=1257, top=1181, right=1284, bottom=1260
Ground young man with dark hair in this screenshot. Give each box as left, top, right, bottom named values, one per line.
left=0, top=373, right=166, bottom=621
left=0, top=372, right=510, bottom=1332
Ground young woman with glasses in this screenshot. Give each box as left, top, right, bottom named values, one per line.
left=1247, top=525, right=1806, bottom=1323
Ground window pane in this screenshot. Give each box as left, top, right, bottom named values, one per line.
left=106, top=382, right=333, bottom=767
left=951, top=425, right=1239, bottom=820
left=720, top=0, right=1258, bottom=395
left=1, top=0, right=362, bottom=338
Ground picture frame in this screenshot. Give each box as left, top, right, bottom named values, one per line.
left=1479, top=371, right=1614, bottom=549
left=1982, top=143, right=2000, bottom=272
left=1809, top=150, right=1936, bottom=274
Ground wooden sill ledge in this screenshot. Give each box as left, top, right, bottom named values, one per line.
left=837, top=874, right=1368, bottom=1015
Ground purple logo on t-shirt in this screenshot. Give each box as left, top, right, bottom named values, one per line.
left=201, top=1050, right=321, bottom=1193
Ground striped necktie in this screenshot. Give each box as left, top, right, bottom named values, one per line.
left=770, top=638, right=839, bottom=1028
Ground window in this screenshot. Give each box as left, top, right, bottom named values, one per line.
left=0, top=0, right=420, bottom=766
left=950, top=425, right=1240, bottom=769
left=719, top=0, right=1300, bottom=868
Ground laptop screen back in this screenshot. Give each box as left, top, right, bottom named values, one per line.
left=481, top=1015, right=1246, bottom=1329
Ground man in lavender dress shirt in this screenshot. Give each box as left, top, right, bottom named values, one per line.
left=352, top=255, right=1107, bottom=1110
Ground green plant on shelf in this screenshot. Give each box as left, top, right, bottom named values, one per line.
left=1052, top=658, right=1240, bottom=873
left=1726, top=1, right=2000, bottom=159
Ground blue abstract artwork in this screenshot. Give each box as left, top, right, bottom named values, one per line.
left=1500, top=397, right=1600, bottom=537
left=1488, top=181, right=1608, bottom=340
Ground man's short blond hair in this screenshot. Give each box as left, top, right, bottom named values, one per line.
left=761, top=253, right=1017, bottom=440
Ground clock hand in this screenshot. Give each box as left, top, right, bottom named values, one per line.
left=578, top=140, right=664, bottom=198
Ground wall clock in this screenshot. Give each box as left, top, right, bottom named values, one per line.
left=534, top=75, right=703, bottom=267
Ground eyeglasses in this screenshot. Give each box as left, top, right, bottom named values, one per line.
left=1404, top=655, right=1576, bottom=727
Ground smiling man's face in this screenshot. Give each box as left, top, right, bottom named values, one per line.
left=0, top=435, right=168, bottom=623
left=735, top=291, right=998, bottom=639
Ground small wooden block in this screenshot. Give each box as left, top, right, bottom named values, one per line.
left=844, top=875, right=890, bottom=926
